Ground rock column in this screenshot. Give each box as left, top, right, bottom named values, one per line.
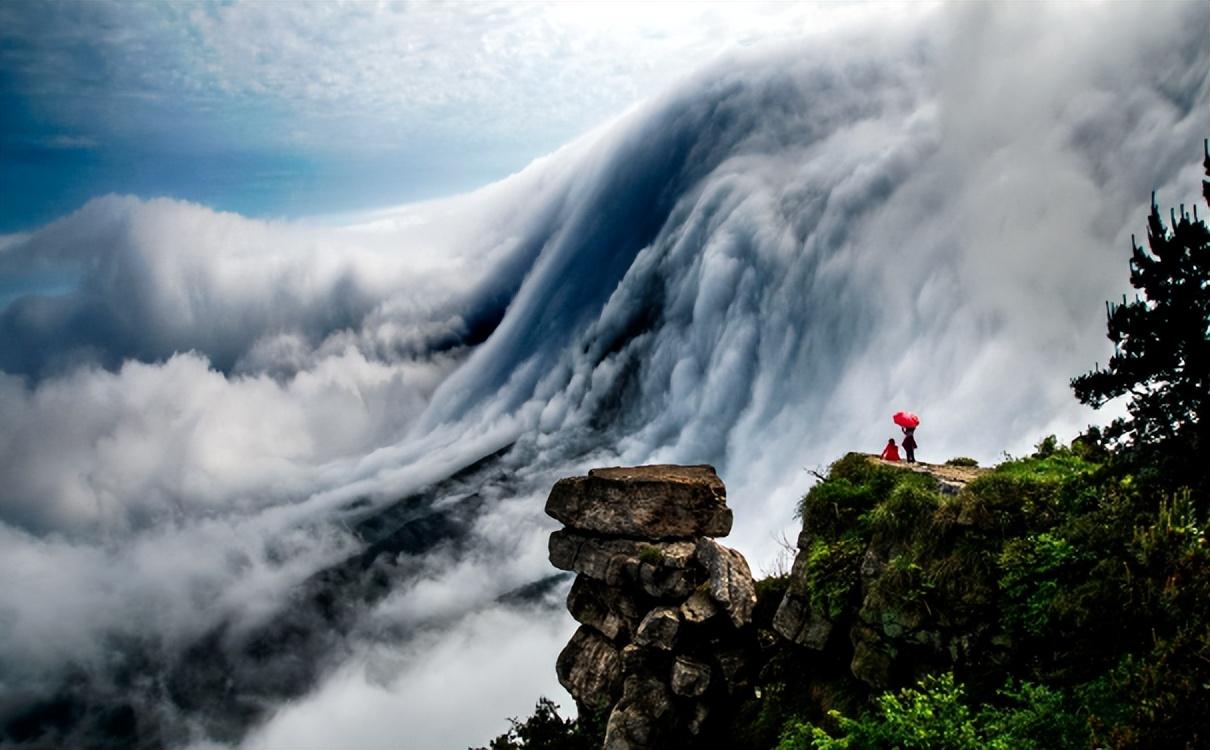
left=546, top=465, right=757, bottom=750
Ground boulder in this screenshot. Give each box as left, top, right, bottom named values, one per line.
left=546, top=465, right=731, bottom=540
left=772, top=595, right=833, bottom=650
left=620, top=643, right=658, bottom=675
left=771, top=594, right=806, bottom=643
left=670, top=656, right=711, bottom=697
left=679, top=588, right=719, bottom=624
left=695, top=538, right=756, bottom=628
left=603, top=675, right=674, bottom=750
left=557, top=625, right=622, bottom=707
left=638, top=556, right=699, bottom=599
left=713, top=648, right=751, bottom=694
left=546, top=464, right=757, bottom=749
left=633, top=607, right=680, bottom=651
left=773, top=542, right=839, bottom=647
left=686, top=702, right=710, bottom=736
left=549, top=530, right=699, bottom=597
left=566, top=576, right=641, bottom=641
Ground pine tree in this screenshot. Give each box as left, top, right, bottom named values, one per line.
left=1071, top=141, right=1210, bottom=468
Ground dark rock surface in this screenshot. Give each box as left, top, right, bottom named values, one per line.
left=670, top=656, right=711, bottom=697
left=549, top=530, right=699, bottom=596
left=602, top=676, right=674, bottom=750
left=546, top=465, right=731, bottom=540
left=557, top=626, right=623, bottom=707
left=679, top=589, right=718, bottom=624
left=695, top=538, right=756, bottom=628
left=566, top=576, right=640, bottom=642
left=633, top=607, right=680, bottom=651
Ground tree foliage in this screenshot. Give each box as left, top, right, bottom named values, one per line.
left=776, top=673, right=1089, bottom=750
left=1071, top=141, right=1210, bottom=465
left=473, top=697, right=606, bottom=750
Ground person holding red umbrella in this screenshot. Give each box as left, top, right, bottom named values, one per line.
left=902, top=428, right=918, bottom=463
left=893, top=411, right=919, bottom=463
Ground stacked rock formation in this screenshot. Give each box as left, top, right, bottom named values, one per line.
left=546, top=465, right=757, bottom=750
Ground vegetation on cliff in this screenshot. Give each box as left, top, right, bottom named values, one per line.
left=745, top=442, right=1206, bottom=750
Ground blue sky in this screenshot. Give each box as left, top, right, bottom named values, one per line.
left=0, top=0, right=861, bottom=233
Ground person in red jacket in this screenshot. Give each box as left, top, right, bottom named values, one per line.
left=880, top=438, right=901, bottom=461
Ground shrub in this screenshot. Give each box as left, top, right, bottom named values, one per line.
left=865, top=479, right=941, bottom=541
left=946, top=457, right=979, bottom=467
left=960, top=448, right=1099, bottom=533
left=797, top=453, right=901, bottom=531
left=789, top=673, right=1089, bottom=750
left=802, top=537, right=864, bottom=619
left=979, top=679, right=1089, bottom=749
left=1033, top=435, right=1060, bottom=458
left=478, top=698, right=606, bottom=750
left=998, top=532, right=1080, bottom=638
left=802, top=673, right=983, bottom=749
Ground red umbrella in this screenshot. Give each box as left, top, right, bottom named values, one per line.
left=893, top=411, right=920, bottom=429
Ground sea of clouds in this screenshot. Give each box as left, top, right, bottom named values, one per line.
left=0, top=3, right=1207, bottom=748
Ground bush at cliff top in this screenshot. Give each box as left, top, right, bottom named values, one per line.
left=796, top=452, right=931, bottom=535
left=776, top=673, right=1088, bottom=750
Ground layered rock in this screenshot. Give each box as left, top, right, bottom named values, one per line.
left=546, top=465, right=731, bottom=540
left=547, top=465, right=756, bottom=750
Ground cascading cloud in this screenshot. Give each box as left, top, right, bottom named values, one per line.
left=0, top=3, right=1206, bottom=748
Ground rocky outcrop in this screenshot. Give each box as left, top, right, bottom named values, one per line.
left=773, top=454, right=1010, bottom=690
left=546, top=465, right=732, bottom=539
left=547, top=465, right=756, bottom=750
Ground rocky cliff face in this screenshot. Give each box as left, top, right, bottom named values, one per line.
left=546, top=465, right=757, bottom=750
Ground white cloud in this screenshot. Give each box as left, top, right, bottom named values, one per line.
left=187, top=1, right=860, bottom=140
left=0, top=350, right=454, bottom=536
left=0, top=1, right=1206, bottom=746
left=1, top=1, right=920, bottom=155
left=0, top=507, right=358, bottom=707
left=242, top=602, right=577, bottom=750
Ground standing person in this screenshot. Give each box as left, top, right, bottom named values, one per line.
left=880, top=438, right=901, bottom=461
left=902, top=427, right=918, bottom=463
